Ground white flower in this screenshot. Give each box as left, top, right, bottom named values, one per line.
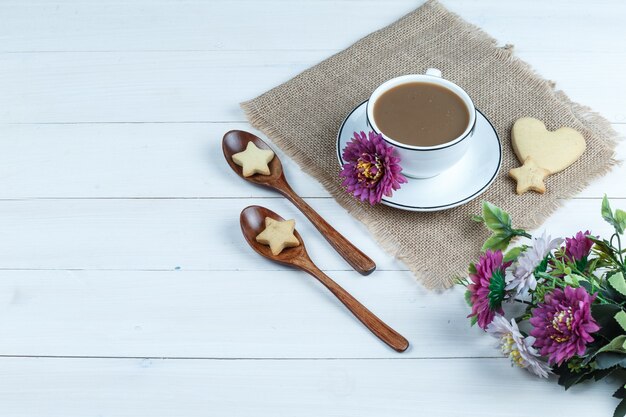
left=486, top=315, right=551, bottom=378
left=506, top=231, right=563, bottom=296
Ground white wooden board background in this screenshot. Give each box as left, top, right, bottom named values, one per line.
left=1, top=1, right=625, bottom=415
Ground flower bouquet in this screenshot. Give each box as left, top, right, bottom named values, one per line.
left=459, top=197, right=626, bottom=417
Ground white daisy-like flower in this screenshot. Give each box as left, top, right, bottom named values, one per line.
left=506, top=231, right=563, bottom=296
left=486, top=315, right=552, bottom=378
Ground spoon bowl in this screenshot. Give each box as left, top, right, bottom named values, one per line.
left=224, top=130, right=376, bottom=276
left=240, top=205, right=306, bottom=266
left=223, top=130, right=284, bottom=186
left=239, top=205, right=408, bottom=352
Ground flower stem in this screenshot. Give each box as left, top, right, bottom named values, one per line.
left=616, top=233, right=625, bottom=266
left=512, top=229, right=532, bottom=239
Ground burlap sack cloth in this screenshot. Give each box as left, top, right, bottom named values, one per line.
left=242, top=0, right=619, bottom=289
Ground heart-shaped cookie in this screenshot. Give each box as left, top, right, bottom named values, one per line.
left=511, top=117, right=586, bottom=174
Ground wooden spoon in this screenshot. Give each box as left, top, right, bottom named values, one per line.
left=223, top=130, right=376, bottom=276
left=240, top=205, right=409, bottom=352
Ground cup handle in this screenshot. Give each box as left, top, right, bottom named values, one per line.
left=425, top=68, right=442, bottom=78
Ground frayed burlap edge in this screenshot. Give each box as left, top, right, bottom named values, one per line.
left=489, top=45, right=622, bottom=230
left=241, top=0, right=621, bottom=289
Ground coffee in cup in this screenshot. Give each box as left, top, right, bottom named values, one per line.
left=373, top=82, right=470, bottom=147
left=366, top=69, right=476, bottom=178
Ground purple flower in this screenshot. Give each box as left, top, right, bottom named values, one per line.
left=339, top=131, right=407, bottom=205
left=564, top=230, right=594, bottom=262
left=467, top=250, right=512, bottom=330
left=530, top=286, right=600, bottom=365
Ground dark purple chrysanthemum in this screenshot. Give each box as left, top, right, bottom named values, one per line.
left=467, top=250, right=512, bottom=330
left=564, top=230, right=594, bottom=262
left=339, top=131, right=407, bottom=205
left=530, top=286, right=599, bottom=365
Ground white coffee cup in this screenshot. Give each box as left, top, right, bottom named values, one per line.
left=366, top=69, right=476, bottom=178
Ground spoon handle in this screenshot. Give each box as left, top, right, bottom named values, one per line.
left=276, top=181, right=376, bottom=275
left=302, top=262, right=409, bottom=352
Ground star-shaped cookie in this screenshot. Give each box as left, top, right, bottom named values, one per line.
left=255, top=217, right=300, bottom=256
left=231, top=142, right=275, bottom=177
left=509, top=157, right=550, bottom=195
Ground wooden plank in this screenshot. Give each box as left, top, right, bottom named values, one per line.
left=0, top=357, right=617, bottom=417
left=0, top=197, right=404, bottom=271
left=2, top=50, right=625, bottom=124
left=0, top=122, right=328, bottom=199
left=0, top=269, right=495, bottom=358
left=0, top=1, right=622, bottom=415
left=0, top=50, right=316, bottom=123
left=0, top=198, right=621, bottom=272
left=0, top=0, right=623, bottom=53
left=1, top=123, right=621, bottom=199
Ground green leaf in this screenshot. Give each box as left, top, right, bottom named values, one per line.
left=482, top=233, right=512, bottom=252
left=482, top=201, right=512, bottom=233
left=614, top=398, right=626, bottom=417
left=616, top=209, right=626, bottom=234
left=588, top=235, right=610, bottom=245
left=503, top=246, right=525, bottom=263
left=469, top=315, right=478, bottom=327
left=596, top=352, right=626, bottom=369
left=575, top=256, right=589, bottom=272
left=555, top=363, right=593, bottom=389
left=563, top=274, right=577, bottom=286
left=478, top=202, right=526, bottom=252
left=616, top=311, right=626, bottom=332
left=468, top=263, right=477, bottom=275
left=563, top=274, right=587, bottom=287
left=589, top=235, right=613, bottom=253
left=602, top=195, right=625, bottom=235
left=594, top=367, right=616, bottom=382
left=610, top=272, right=626, bottom=296
left=603, top=194, right=615, bottom=223
left=579, top=279, right=594, bottom=294
left=471, top=215, right=484, bottom=223
left=591, top=236, right=622, bottom=268
left=464, top=290, right=472, bottom=307
left=592, top=304, right=624, bottom=342
left=587, top=257, right=600, bottom=274
left=598, top=335, right=626, bottom=354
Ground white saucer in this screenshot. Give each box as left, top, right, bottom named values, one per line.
left=336, top=100, right=502, bottom=212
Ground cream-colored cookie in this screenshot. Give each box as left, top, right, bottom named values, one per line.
left=511, top=117, right=586, bottom=174
left=232, top=142, right=275, bottom=177
left=509, top=157, right=550, bottom=195
left=255, top=217, right=300, bottom=255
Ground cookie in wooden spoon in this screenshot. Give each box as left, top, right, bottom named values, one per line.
left=255, top=217, right=300, bottom=255
left=232, top=142, right=275, bottom=177
left=512, top=117, right=586, bottom=174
